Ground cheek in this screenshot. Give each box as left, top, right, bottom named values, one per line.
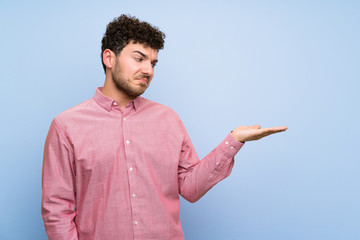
left=126, top=65, right=140, bottom=77
left=118, top=60, right=136, bottom=74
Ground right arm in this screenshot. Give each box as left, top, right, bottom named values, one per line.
left=41, top=119, right=78, bottom=240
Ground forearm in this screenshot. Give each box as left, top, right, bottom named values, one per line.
left=41, top=189, right=78, bottom=240
left=42, top=208, right=78, bottom=240
left=178, top=133, right=244, bottom=202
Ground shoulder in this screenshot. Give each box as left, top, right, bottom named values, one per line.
left=138, top=97, right=183, bottom=123
left=52, top=98, right=95, bottom=129
left=139, top=97, right=178, bottom=115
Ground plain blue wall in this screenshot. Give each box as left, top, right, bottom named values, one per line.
left=1, top=1, right=359, bottom=239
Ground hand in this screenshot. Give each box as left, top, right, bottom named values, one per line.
left=231, top=125, right=288, bottom=142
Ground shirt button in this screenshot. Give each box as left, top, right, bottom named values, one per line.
left=230, top=146, right=235, bottom=150
left=126, top=140, right=130, bottom=144
left=113, top=102, right=117, bottom=105
left=134, top=221, right=138, bottom=225
left=216, top=162, right=219, bottom=165
left=129, top=167, right=133, bottom=171
left=132, top=193, right=136, bottom=197
left=225, top=141, right=229, bottom=145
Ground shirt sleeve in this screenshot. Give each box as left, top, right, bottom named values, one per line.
left=177, top=120, right=244, bottom=203
left=41, top=119, right=78, bottom=240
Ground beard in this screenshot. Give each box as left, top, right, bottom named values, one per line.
left=112, top=61, right=150, bottom=98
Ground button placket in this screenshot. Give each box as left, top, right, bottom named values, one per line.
left=122, top=115, right=140, bottom=232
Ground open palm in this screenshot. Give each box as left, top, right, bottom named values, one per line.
left=231, top=125, right=288, bottom=142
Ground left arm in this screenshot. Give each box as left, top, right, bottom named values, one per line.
left=178, top=131, right=244, bottom=203
left=177, top=123, right=287, bottom=203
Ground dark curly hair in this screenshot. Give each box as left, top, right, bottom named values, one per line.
left=101, top=14, right=166, bottom=73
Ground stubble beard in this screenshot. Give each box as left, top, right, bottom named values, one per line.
left=112, top=61, right=149, bottom=98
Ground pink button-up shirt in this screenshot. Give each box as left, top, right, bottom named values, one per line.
left=42, top=87, right=244, bottom=240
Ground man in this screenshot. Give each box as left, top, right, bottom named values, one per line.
left=41, top=14, right=287, bottom=240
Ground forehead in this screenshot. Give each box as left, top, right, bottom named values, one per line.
left=121, top=42, right=158, bottom=59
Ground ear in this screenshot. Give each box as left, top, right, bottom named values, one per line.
left=102, top=49, right=115, bottom=70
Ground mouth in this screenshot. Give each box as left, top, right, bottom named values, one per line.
left=135, top=75, right=150, bottom=85
left=137, top=78, right=148, bottom=84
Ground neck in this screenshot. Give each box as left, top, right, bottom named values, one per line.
left=102, top=75, right=136, bottom=110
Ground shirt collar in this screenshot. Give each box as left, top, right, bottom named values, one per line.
left=94, top=87, right=140, bottom=112
left=132, top=95, right=140, bottom=111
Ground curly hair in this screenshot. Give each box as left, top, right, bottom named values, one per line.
left=101, top=14, right=166, bottom=72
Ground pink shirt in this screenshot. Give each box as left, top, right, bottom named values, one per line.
left=42, top=87, right=244, bottom=240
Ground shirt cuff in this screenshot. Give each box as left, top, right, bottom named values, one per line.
left=219, top=133, right=245, bottom=158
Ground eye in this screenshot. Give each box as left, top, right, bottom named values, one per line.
left=151, top=63, right=157, bottom=68
left=135, top=57, right=143, bottom=62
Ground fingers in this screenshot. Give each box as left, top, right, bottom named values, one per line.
left=273, top=126, right=288, bottom=131
left=261, top=126, right=288, bottom=133
left=253, top=126, right=287, bottom=139
left=251, top=125, right=287, bottom=132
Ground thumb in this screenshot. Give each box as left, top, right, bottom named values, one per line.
left=251, top=125, right=261, bottom=129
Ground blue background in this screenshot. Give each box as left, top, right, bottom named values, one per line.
left=1, top=0, right=359, bottom=239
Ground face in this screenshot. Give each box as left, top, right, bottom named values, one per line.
left=111, top=42, right=158, bottom=98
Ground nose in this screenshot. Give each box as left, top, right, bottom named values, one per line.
left=140, top=62, right=153, bottom=76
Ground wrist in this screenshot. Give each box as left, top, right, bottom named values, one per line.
left=231, top=131, right=245, bottom=143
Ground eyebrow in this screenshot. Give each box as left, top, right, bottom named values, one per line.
left=133, top=50, right=158, bottom=65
